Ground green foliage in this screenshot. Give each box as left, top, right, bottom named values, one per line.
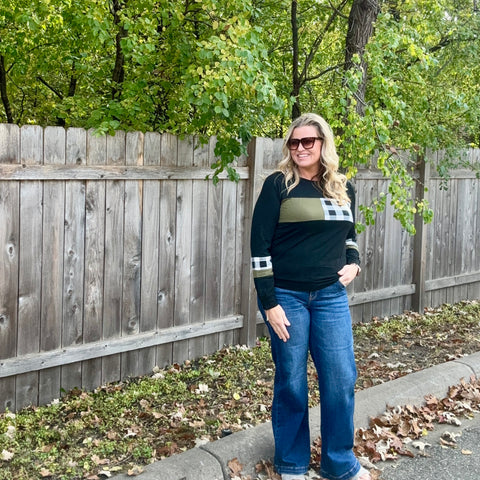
left=1, top=0, right=479, bottom=233
left=0, top=0, right=287, bottom=166
left=353, top=300, right=480, bottom=342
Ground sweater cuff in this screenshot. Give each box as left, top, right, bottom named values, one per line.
left=346, top=250, right=360, bottom=266
left=254, top=277, right=277, bottom=310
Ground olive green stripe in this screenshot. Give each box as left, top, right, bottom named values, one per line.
left=279, top=198, right=325, bottom=223
left=253, top=269, right=273, bottom=278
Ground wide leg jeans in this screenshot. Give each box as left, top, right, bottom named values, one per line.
left=262, top=281, right=360, bottom=480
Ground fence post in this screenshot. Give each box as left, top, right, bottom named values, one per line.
left=411, top=151, right=431, bottom=313
left=240, top=137, right=264, bottom=346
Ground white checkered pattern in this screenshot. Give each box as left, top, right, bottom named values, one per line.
left=251, top=256, right=272, bottom=271
left=321, top=198, right=353, bottom=222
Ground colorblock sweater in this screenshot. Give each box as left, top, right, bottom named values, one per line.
left=251, top=172, right=360, bottom=310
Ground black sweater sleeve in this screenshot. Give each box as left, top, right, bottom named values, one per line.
left=250, top=174, right=282, bottom=310
left=345, top=181, right=360, bottom=266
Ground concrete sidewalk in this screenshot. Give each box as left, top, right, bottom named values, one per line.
left=114, top=352, right=480, bottom=480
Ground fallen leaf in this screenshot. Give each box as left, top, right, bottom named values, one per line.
left=228, top=457, right=243, bottom=476
left=440, top=437, right=457, bottom=447
left=1, top=450, right=14, bottom=461
left=441, top=431, right=461, bottom=443
left=127, top=465, right=144, bottom=476
left=195, top=383, right=209, bottom=394
left=412, top=440, right=431, bottom=455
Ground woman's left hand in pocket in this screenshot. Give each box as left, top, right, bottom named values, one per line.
left=337, top=264, right=359, bottom=286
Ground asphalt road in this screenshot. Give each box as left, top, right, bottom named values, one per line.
left=377, top=414, right=480, bottom=480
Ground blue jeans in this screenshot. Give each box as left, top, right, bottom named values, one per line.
left=260, top=282, right=360, bottom=480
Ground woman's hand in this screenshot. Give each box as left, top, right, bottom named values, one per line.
left=337, top=264, right=360, bottom=287
left=265, top=305, right=291, bottom=342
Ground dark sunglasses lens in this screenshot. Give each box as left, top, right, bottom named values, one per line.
left=288, top=137, right=317, bottom=149
left=301, top=138, right=315, bottom=148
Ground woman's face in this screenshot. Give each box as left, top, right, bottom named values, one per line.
left=288, top=125, right=323, bottom=179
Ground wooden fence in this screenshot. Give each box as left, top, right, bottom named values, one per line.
left=0, top=123, right=479, bottom=412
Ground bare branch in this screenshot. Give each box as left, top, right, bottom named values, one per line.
left=36, top=76, right=64, bottom=99
left=305, top=63, right=344, bottom=83
left=0, top=55, right=14, bottom=123
left=299, top=0, right=349, bottom=87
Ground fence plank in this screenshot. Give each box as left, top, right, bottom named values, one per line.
left=61, top=127, right=87, bottom=393
left=431, top=154, right=446, bottom=307
left=356, top=175, right=376, bottom=322
left=102, top=131, right=125, bottom=384
left=0, top=124, right=20, bottom=411
left=188, top=138, right=209, bottom=359
left=204, top=139, right=222, bottom=355
left=235, top=150, right=248, bottom=340
left=456, top=177, right=470, bottom=302
left=173, top=136, right=194, bottom=364
left=0, top=163, right=249, bottom=180
left=432, top=169, right=440, bottom=307
left=469, top=151, right=480, bottom=299
left=0, top=315, right=243, bottom=378
left=375, top=178, right=388, bottom=317
left=411, top=157, right=429, bottom=313
left=241, top=138, right=268, bottom=343
left=82, top=130, right=106, bottom=391
left=446, top=176, right=458, bottom=303
left=219, top=171, right=238, bottom=347
left=120, top=131, right=144, bottom=378
left=39, top=126, right=65, bottom=405
left=139, top=132, right=161, bottom=372
left=156, top=132, right=177, bottom=367
left=16, top=125, right=43, bottom=409
left=202, top=137, right=223, bottom=354
left=462, top=175, right=477, bottom=292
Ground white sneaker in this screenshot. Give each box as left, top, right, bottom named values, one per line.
left=281, top=474, right=306, bottom=480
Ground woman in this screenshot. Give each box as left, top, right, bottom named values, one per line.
left=250, top=113, right=370, bottom=480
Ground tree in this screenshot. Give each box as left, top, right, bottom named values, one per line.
left=344, top=0, right=380, bottom=116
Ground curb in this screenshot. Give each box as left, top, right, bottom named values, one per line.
left=113, top=351, right=480, bottom=480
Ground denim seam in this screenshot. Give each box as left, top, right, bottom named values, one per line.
left=320, top=461, right=359, bottom=480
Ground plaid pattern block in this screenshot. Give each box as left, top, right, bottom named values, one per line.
left=251, top=256, right=273, bottom=278
left=321, top=199, right=353, bottom=222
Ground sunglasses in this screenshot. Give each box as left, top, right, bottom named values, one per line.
left=286, top=136, right=323, bottom=150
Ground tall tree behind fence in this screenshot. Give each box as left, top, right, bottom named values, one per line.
left=0, top=124, right=479, bottom=412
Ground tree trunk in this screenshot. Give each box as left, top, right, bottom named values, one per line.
left=290, top=0, right=301, bottom=120
left=68, top=61, right=77, bottom=98
left=111, top=0, right=127, bottom=100
left=344, top=0, right=379, bottom=116
left=0, top=55, right=14, bottom=123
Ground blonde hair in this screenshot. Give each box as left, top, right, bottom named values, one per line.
left=277, top=113, right=350, bottom=205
